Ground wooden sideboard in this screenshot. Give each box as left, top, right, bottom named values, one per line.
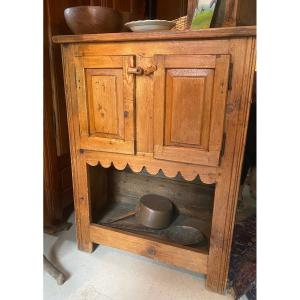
left=53, top=26, right=256, bottom=294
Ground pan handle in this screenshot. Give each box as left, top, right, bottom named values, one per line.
left=103, top=210, right=136, bottom=224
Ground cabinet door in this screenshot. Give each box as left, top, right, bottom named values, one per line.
left=75, top=55, right=135, bottom=154
left=153, top=54, right=230, bottom=167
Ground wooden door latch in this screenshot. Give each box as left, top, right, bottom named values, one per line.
left=127, top=66, right=143, bottom=75
left=143, top=65, right=157, bottom=76
left=127, top=65, right=157, bottom=76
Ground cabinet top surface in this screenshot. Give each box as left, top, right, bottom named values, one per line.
left=53, top=26, right=256, bottom=44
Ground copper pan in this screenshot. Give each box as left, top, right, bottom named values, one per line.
left=104, top=194, right=173, bottom=229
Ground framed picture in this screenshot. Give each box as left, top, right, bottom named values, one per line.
left=189, top=0, right=218, bottom=29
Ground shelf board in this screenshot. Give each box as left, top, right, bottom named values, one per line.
left=53, top=26, right=256, bottom=44
left=89, top=223, right=208, bottom=274
left=95, top=201, right=211, bottom=248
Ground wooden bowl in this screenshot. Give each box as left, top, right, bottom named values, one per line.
left=64, top=6, right=123, bottom=34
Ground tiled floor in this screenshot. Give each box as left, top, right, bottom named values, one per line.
left=44, top=183, right=255, bottom=300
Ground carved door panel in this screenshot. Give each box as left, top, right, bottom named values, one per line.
left=75, top=55, right=135, bottom=154
left=153, top=54, right=230, bottom=166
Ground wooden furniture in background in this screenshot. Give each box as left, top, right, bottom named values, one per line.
left=91, top=0, right=188, bottom=22
left=90, top=0, right=146, bottom=16
left=156, top=0, right=187, bottom=20
left=54, top=26, right=256, bottom=293
left=187, top=0, right=256, bottom=28
left=44, top=0, right=90, bottom=227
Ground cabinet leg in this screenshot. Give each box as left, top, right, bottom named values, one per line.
left=77, top=240, right=93, bottom=253
left=73, top=156, right=94, bottom=253
left=205, top=175, right=239, bottom=293
left=205, top=37, right=256, bottom=293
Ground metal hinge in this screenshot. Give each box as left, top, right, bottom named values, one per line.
left=220, top=133, right=226, bottom=157
left=228, top=63, right=233, bottom=90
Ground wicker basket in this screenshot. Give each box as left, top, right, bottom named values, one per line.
left=172, top=15, right=188, bottom=31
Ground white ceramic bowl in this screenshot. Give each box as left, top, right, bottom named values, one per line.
left=125, top=19, right=176, bottom=32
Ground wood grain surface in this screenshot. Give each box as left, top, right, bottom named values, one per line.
left=53, top=26, right=256, bottom=43
left=58, top=28, right=256, bottom=294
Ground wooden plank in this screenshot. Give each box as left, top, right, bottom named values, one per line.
left=153, top=55, right=166, bottom=155
left=76, top=40, right=230, bottom=57
left=164, top=68, right=214, bottom=150
left=53, top=26, right=256, bottom=44
left=61, top=45, right=93, bottom=252
left=135, top=56, right=154, bottom=153
left=90, top=224, right=208, bottom=274
left=75, top=63, right=89, bottom=137
left=154, top=145, right=220, bottom=167
left=85, top=68, right=124, bottom=139
left=80, top=136, right=134, bottom=154
left=106, top=168, right=214, bottom=216
left=164, top=55, right=216, bottom=68
left=206, top=37, right=256, bottom=293
left=88, top=165, right=108, bottom=223
left=83, top=148, right=218, bottom=184
left=223, top=0, right=239, bottom=27
left=236, top=0, right=256, bottom=26
left=122, top=56, right=135, bottom=144
left=165, top=70, right=204, bottom=147
left=157, top=0, right=187, bottom=20
left=76, top=55, right=124, bottom=68
left=208, top=55, right=230, bottom=152
left=44, top=56, right=63, bottom=226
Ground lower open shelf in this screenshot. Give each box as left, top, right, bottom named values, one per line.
left=88, top=164, right=215, bottom=274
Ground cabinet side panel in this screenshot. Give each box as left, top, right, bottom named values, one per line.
left=206, top=37, right=256, bottom=293
left=61, top=44, right=93, bottom=252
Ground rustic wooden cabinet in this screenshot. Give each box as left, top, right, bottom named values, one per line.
left=54, top=26, right=256, bottom=294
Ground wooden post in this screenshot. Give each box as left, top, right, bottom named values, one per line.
left=61, top=45, right=93, bottom=252
left=206, top=37, right=256, bottom=293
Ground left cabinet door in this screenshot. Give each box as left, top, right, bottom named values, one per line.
left=75, top=55, right=135, bottom=154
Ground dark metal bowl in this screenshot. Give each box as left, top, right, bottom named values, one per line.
left=164, top=218, right=207, bottom=246
left=64, top=6, right=123, bottom=34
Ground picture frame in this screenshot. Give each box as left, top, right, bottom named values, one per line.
left=187, top=0, right=237, bottom=29
left=189, top=0, right=218, bottom=29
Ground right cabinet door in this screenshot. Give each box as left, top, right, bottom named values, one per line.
left=153, top=54, right=230, bottom=167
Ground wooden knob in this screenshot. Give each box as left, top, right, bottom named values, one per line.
left=127, top=66, right=143, bottom=75
left=144, top=65, right=157, bottom=76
